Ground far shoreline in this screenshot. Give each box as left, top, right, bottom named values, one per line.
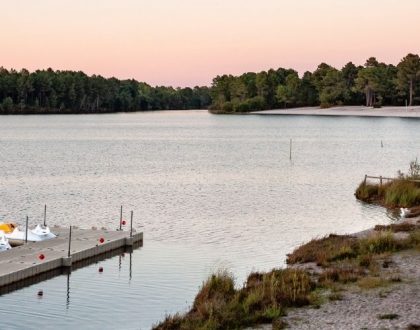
left=251, top=105, right=420, bottom=118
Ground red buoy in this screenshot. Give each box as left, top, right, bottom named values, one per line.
left=99, top=237, right=105, bottom=244
left=38, top=254, right=45, bottom=261
left=98, top=267, right=104, bottom=273
left=122, top=220, right=127, bottom=226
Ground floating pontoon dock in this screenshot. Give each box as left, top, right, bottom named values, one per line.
left=0, top=227, right=143, bottom=287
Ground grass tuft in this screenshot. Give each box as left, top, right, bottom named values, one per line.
left=153, top=269, right=313, bottom=330
left=355, top=179, right=420, bottom=208
left=378, top=313, right=399, bottom=320
left=286, top=234, right=357, bottom=266
left=357, top=276, right=389, bottom=289
left=359, top=231, right=409, bottom=255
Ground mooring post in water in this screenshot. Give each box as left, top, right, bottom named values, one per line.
left=130, top=211, right=133, bottom=238
left=364, top=174, right=367, bottom=186
left=25, top=216, right=29, bottom=243
left=289, top=139, right=292, bottom=160
left=380, top=176, right=383, bottom=187
left=44, top=204, right=47, bottom=227
left=381, top=140, right=383, bottom=148
left=68, top=226, right=72, bottom=258
left=119, top=205, right=123, bottom=231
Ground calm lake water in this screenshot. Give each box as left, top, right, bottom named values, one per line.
left=0, top=111, right=419, bottom=329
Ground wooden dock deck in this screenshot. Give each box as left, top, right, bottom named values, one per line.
left=0, top=227, right=143, bottom=287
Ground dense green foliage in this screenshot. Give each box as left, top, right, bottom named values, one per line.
left=210, top=53, right=420, bottom=113
left=0, top=68, right=211, bottom=113
left=2, top=53, right=419, bottom=114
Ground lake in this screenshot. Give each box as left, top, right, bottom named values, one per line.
left=0, top=111, right=418, bottom=329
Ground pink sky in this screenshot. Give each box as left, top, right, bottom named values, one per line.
left=2, top=0, right=420, bottom=87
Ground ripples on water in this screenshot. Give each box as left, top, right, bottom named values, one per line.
left=0, top=111, right=418, bottom=329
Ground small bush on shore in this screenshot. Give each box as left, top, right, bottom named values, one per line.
left=359, top=231, right=409, bottom=254
left=357, top=276, right=389, bottom=289
left=153, top=269, right=314, bottom=330
left=355, top=182, right=387, bottom=203
left=356, top=179, right=420, bottom=207
left=378, top=313, right=399, bottom=320
left=355, top=161, right=420, bottom=208
left=319, top=266, right=365, bottom=284
left=409, top=229, right=420, bottom=247
left=288, top=230, right=416, bottom=269
left=383, top=180, right=420, bottom=208
left=286, top=234, right=358, bottom=266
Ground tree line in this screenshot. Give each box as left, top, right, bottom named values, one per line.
left=1, top=53, right=419, bottom=114
left=0, top=68, right=211, bottom=114
left=210, top=53, right=420, bottom=113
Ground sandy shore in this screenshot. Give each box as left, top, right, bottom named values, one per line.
left=252, top=217, right=420, bottom=330
left=282, top=252, right=420, bottom=329
left=253, top=106, right=420, bottom=118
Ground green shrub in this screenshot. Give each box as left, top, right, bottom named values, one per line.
left=287, top=234, right=358, bottom=266
left=1, top=97, right=14, bottom=111
left=154, top=268, right=313, bottom=330
left=234, top=100, right=250, bottom=112
left=384, top=180, right=420, bottom=208
left=221, top=101, right=234, bottom=113
left=355, top=177, right=420, bottom=208
left=359, top=232, right=409, bottom=254
left=247, top=96, right=266, bottom=111
left=409, top=229, right=420, bottom=246
left=355, top=181, right=388, bottom=202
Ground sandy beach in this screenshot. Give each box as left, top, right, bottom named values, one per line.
left=253, top=106, right=420, bottom=118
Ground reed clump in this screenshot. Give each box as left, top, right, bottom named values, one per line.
left=153, top=269, right=315, bottom=330
left=355, top=180, right=420, bottom=208
left=287, top=230, right=417, bottom=267
left=286, top=234, right=358, bottom=266
left=355, top=182, right=389, bottom=203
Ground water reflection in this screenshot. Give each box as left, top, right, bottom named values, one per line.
left=66, top=273, right=70, bottom=310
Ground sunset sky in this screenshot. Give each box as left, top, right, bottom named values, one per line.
left=2, top=0, right=420, bottom=87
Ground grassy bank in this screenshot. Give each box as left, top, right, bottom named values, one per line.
left=355, top=179, right=420, bottom=208
left=355, top=161, right=420, bottom=209
left=154, top=224, right=420, bottom=330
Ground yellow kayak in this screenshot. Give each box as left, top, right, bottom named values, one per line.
left=0, top=223, right=17, bottom=234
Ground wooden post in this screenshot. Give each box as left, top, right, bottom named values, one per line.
left=43, top=204, right=47, bottom=227
left=25, top=216, right=29, bottom=244
left=119, top=205, right=123, bottom=231
left=380, top=176, right=383, bottom=187
left=289, top=139, right=292, bottom=160
left=68, top=226, right=72, bottom=258
left=364, top=175, right=367, bottom=186
left=130, top=211, right=133, bottom=238
left=381, top=140, right=383, bottom=148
